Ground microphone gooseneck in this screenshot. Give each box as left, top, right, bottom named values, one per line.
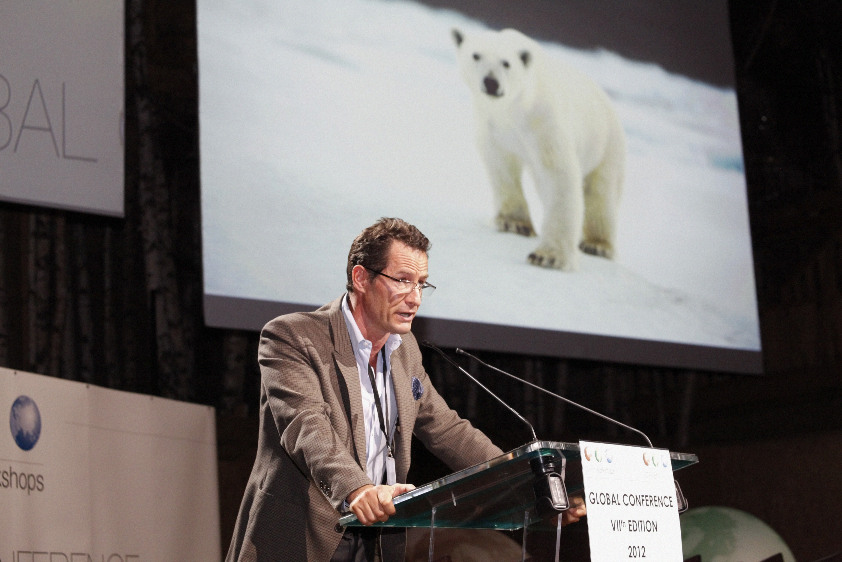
left=452, top=347, right=690, bottom=513
left=455, top=348, right=654, bottom=448
left=421, top=341, right=538, bottom=442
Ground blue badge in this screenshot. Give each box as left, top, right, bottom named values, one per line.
left=411, top=377, right=423, bottom=401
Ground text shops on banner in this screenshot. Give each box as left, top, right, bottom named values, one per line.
left=1, top=367, right=220, bottom=561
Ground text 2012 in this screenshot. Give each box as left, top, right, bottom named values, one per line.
left=628, top=545, right=646, bottom=558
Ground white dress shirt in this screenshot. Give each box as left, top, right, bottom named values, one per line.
left=341, top=294, right=400, bottom=485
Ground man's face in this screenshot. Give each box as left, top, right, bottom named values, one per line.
left=358, top=241, right=428, bottom=343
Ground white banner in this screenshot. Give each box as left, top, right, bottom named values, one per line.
left=1, top=367, right=220, bottom=561
left=580, top=440, right=683, bottom=561
left=0, top=0, right=125, bottom=216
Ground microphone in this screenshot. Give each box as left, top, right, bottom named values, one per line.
left=455, top=347, right=653, bottom=447
left=456, top=348, right=689, bottom=512
left=422, top=341, right=570, bottom=515
left=421, top=341, right=537, bottom=442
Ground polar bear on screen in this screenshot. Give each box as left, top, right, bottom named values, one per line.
left=453, top=27, right=626, bottom=271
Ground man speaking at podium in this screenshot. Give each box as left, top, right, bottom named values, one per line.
left=226, top=217, right=584, bottom=562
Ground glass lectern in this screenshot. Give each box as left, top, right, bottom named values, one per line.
left=339, top=440, right=698, bottom=561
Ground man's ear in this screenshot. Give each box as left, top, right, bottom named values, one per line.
left=351, top=264, right=370, bottom=293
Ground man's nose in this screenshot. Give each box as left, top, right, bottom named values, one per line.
left=404, top=285, right=422, bottom=304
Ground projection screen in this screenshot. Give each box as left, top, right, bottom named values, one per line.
left=198, top=0, right=762, bottom=373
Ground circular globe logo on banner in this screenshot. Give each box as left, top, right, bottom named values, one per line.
left=10, top=395, right=42, bottom=451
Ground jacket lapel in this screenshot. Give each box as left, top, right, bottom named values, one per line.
left=328, top=297, right=368, bottom=471
left=389, top=351, right=416, bottom=479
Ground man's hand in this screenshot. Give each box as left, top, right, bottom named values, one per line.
left=347, top=483, right=416, bottom=526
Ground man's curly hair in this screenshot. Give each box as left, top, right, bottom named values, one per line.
left=346, top=218, right=431, bottom=292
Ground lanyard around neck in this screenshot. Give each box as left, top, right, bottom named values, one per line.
left=367, top=347, right=393, bottom=457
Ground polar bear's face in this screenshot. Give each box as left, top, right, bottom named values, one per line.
left=452, top=28, right=534, bottom=103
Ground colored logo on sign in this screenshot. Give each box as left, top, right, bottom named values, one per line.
left=583, top=445, right=612, bottom=463
left=643, top=451, right=668, bottom=468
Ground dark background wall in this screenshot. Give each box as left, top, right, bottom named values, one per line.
left=1, top=1, right=841, bottom=559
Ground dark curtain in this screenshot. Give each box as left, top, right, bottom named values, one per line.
left=0, top=0, right=209, bottom=400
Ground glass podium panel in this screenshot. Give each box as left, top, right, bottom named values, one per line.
left=339, top=440, right=698, bottom=530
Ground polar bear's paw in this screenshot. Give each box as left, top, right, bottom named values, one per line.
left=579, top=240, right=614, bottom=259
left=527, top=246, right=577, bottom=271
left=495, top=213, right=536, bottom=237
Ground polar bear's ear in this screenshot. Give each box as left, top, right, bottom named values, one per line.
left=452, top=28, right=464, bottom=48
left=520, top=50, right=532, bottom=67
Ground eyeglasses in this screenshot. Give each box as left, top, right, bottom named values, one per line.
left=363, top=267, right=436, bottom=297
